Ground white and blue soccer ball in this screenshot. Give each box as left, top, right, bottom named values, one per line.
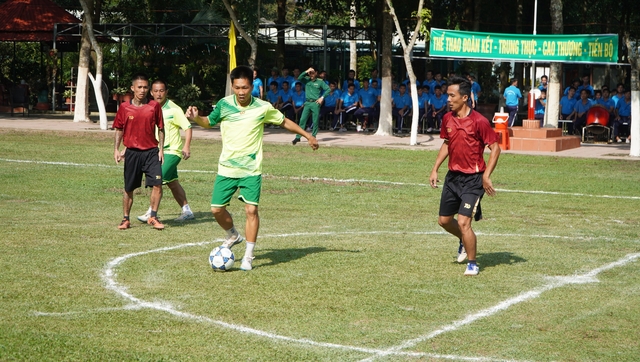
left=209, top=246, right=235, bottom=271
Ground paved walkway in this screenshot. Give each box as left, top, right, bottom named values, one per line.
left=1, top=113, right=636, bottom=160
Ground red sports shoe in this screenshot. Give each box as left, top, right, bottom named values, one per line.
left=118, top=218, right=131, bottom=230
left=147, top=216, right=165, bottom=230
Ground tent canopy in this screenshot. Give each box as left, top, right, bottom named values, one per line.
left=0, top=0, right=80, bottom=42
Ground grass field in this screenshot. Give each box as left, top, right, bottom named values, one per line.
left=1, top=128, right=639, bottom=361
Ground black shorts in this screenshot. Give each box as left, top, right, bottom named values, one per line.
left=439, top=171, right=484, bottom=221
left=123, top=148, right=163, bottom=192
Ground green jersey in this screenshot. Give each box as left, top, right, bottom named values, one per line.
left=299, top=71, right=330, bottom=101
left=160, top=100, right=192, bottom=157
left=207, top=95, right=284, bottom=178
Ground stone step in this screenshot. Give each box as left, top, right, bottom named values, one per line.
left=509, top=126, right=563, bottom=139
left=509, top=136, right=581, bottom=152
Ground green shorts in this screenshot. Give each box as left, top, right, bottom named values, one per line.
left=162, top=154, right=181, bottom=184
left=211, top=174, right=262, bottom=207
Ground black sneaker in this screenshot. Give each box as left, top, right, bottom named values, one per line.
left=292, top=138, right=300, bottom=145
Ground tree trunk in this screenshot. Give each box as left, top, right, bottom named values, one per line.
left=375, top=2, right=393, bottom=136
left=79, top=0, right=107, bottom=129
left=222, top=0, right=257, bottom=67
left=276, top=0, right=286, bottom=70
left=349, top=2, right=357, bottom=72
left=546, top=0, right=563, bottom=128
left=385, top=0, right=426, bottom=145
left=73, top=18, right=92, bottom=123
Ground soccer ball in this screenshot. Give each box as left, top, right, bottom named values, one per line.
left=209, top=246, right=235, bottom=271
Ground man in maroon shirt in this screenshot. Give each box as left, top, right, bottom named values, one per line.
left=429, top=76, right=501, bottom=276
left=113, top=74, right=165, bottom=230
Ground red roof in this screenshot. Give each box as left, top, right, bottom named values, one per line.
left=0, top=0, right=80, bottom=42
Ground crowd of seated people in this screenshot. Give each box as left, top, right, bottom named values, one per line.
left=556, top=75, right=631, bottom=142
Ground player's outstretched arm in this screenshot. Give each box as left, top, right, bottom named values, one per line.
left=281, top=117, right=319, bottom=150
left=185, top=106, right=212, bottom=129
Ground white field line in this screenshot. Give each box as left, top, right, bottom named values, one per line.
left=360, top=252, right=640, bottom=362
left=100, top=236, right=520, bottom=361
left=1, top=157, right=639, bottom=201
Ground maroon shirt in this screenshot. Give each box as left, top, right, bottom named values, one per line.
left=440, top=109, right=498, bottom=174
left=113, top=100, right=164, bottom=151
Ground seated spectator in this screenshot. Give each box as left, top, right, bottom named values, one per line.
left=281, top=67, right=295, bottom=89
left=534, top=89, right=547, bottom=127
left=423, top=70, right=437, bottom=95
left=427, top=85, right=448, bottom=132
left=291, top=82, right=306, bottom=122
left=354, top=79, right=380, bottom=130
left=267, top=67, right=282, bottom=90
left=612, top=83, right=625, bottom=106
left=538, top=75, right=548, bottom=92
left=332, top=83, right=359, bottom=132
left=320, top=81, right=341, bottom=126
left=573, top=89, right=594, bottom=135
left=391, top=81, right=400, bottom=98
left=417, top=86, right=430, bottom=131
left=392, top=83, right=411, bottom=133
left=369, top=69, right=382, bottom=88
left=613, top=90, right=632, bottom=143
left=596, top=88, right=616, bottom=120
left=318, top=70, right=329, bottom=85
left=342, top=69, right=360, bottom=91
left=291, top=67, right=302, bottom=88
left=577, top=75, right=594, bottom=99
left=278, top=81, right=294, bottom=119
left=266, top=81, right=281, bottom=108
left=564, top=80, right=581, bottom=100
left=560, top=87, right=577, bottom=128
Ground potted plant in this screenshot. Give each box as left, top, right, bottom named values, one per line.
left=62, top=89, right=74, bottom=104
left=111, top=87, right=129, bottom=102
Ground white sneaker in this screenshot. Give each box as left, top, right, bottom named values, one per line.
left=222, top=234, right=244, bottom=249
left=306, top=127, right=312, bottom=132
left=174, top=211, right=195, bottom=222
left=339, top=127, right=347, bottom=132
left=137, top=212, right=150, bottom=223
left=626, top=138, right=630, bottom=143
left=426, top=127, right=433, bottom=133
left=240, top=255, right=255, bottom=271
left=457, top=240, right=467, bottom=263
left=464, top=263, right=479, bottom=276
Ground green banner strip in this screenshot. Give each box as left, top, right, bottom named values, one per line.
left=429, top=28, right=619, bottom=64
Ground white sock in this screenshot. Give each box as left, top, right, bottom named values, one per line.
left=182, top=204, right=191, bottom=213
left=225, top=227, right=238, bottom=240
left=245, top=241, right=256, bottom=258
left=146, top=206, right=152, bottom=215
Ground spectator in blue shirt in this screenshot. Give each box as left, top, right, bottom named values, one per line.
left=614, top=90, right=632, bottom=142
left=267, top=67, right=282, bottom=90
left=291, top=82, right=306, bottom=122
left=278, top=81, right=294, bottom=119
left=576, top=75, right=594, bottom=99
left=534, top=89, right=546, bottom=127
left=560, top=88, right=577, bottom=120
left=342, top=69, right=360, bottom=91
left=611, top=83, right=625, bottom=106
left=320, top=81, right=341, bottom=125
left=392, top=83, right=412, bottom=133
left=468, top=74, right=481, bottom=109
left=266, top=81, right=281, bottom=108
left=428, top=85, right=448, bottom=131
left=369, top=69, right=382, bottom=89
left=503, top=78, right=522, bottom=127
left=354, top=79, right=380, bottom=130
left=332, top=83, right=359, bottom=131
left=281, top=67, right=296, bottom=90
left=597, top=89, right=616, bottom=121
left=416, top=86, right=430, bottom=131
left=564, top=80, right=581, bottom=100
left=573, top=89, right=594, bottom=135
left=252, top=68, right=264, bottom=99
left=423, top=70, right=437, bottom=95
left=538, top=75, right=548, bottom=92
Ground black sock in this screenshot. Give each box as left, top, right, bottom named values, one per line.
left=150, top=210, right=157, bottom=218
left=123, top=215, right=130, bottom=220
left=468, top=260, right=477, bottom=265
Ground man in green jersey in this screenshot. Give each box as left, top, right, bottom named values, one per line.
left=138, top=79, right=195, bottom=223
left=185, top=66, right=319, bottom=271
left=292, top=66, right=330, bottom=145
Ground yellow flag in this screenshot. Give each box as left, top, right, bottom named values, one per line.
left=228, top=22, right=237, bottom=71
